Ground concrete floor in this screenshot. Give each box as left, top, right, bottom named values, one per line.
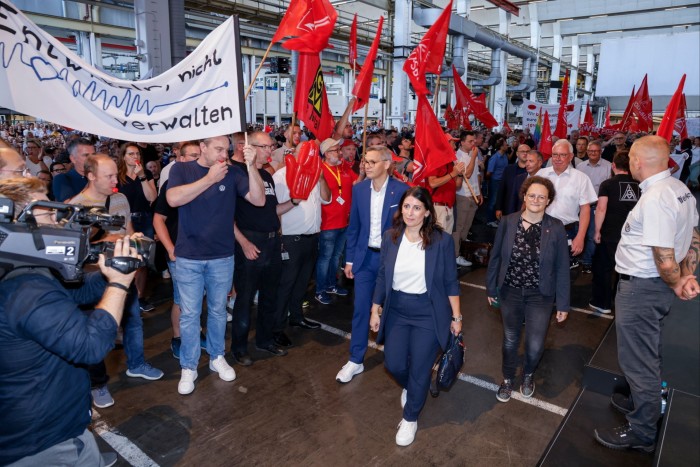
left=97, top=264, right=616, bottom=467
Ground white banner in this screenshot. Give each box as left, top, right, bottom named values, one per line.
left=0, top=2, right=245, bottom=142
left=522, top=99, right=582, bottom=135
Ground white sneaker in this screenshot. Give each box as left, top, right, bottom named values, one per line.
left=335, top=361, right=364, bottom=383
left=396, top=419, right=418, bottom=446
left=226, top=311, right=233, bottom=322
left=226, top=296, right=236, bottom=312
left=589, top=303, right=612, bottom=314
left=209, top=355, right=236, bottom=381
left=162, top=269, right=171, bottom=279
left=401, top=388, right=407, bottom=409
left=178, top=369, right=198, bottom=395
left=456, top=256, right=472, bottom=267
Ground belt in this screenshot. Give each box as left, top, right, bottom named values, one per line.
left=368, top=246, right=380, bottom=253
left=241, top=229, right=278, bottom=239
left=564, top=222, right=579, bottom=231
left=619, top=274, right=656, bottom=281
left=282, top=233, right=318, bottom=241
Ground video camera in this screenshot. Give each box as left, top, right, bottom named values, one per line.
left=0, top=197, right=155, bottom=283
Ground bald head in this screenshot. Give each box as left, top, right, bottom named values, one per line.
left=629, top=135, right=671, bottom=182
left=0, top=148, right=26, bottom=180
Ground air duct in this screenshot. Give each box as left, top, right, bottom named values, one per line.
left=507, top=57, right=531, bottom=92
left=169, top=0, right=186, bottom=66
left=472, top=48, right=502, bottom=87
left=444, top=34, right=466, bottom=77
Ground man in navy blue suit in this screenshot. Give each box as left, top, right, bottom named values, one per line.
left=336, top=146, right=409, bottom=383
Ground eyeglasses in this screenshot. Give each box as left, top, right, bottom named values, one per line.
left=51, top=167, right=67, bottom=173
left=0, top=167, right=30, bottom=176
left=361, top=158, right=388, bottom=168
left=251, top=144, right=275, bottom=151
left=551, top=153, right=569, bottom=159
left=325, top=149, right=339, bottom=154
left=526, top=193, right=547, bottom=201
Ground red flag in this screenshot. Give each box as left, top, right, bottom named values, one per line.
left=349, top=14, right=358, bottom=67
left=444, top=103, right=459, bottom=130
left=675, top=93, right=688, bottom=140
left=403, top=0, right=452, bottom=95
left=604, top=104, right=611, bottom=128
left=554, top=69, right=570, bottom=139
left=502, top=119, right=512, bottom=134
left=294, top=52, right=335, bottom=140
left=581, top=102, right=594, bottom=136
left=658, top=74, right=686, bottom=142
left=352, top=16, right=383, bottom=112
left=412, top=94, right=457, bottom=185
left=619, top=85, right=637, bottom=132
left=631, top=74, right=653, bottom=132
left=539, top=110, right=553, bottom=160
left=452, top=65, right=498, bottom=128
left=273, top=0, right=338, bottom=53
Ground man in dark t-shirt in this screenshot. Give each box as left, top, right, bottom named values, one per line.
left=230, top=131, right=299, bottom=365
left=590, top=152, right=640, bottom=313
left=166, top=135, right=266, bottom=395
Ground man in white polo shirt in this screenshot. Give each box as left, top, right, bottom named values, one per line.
left=537, top=139, right=598, bottom=268
left=594, top=135, right=699, bottom=452
left=453, top=131, right=481, bottom=267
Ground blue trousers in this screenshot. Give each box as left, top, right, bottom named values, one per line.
left=349, top=250, right=380, bottom=364
left=615, top=276, right=674, bottom=444
left=581, top=206, right=597, bottom=265
left=315, top=227, right=347, bottom=293
left=499, top=285, right=555, bottom=380
left=383, top=290, right=440, bottom=422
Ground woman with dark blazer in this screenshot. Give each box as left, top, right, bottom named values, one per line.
left=369, top=186, right=462, bottom=447
left=486, top=176, right=570, bottom=403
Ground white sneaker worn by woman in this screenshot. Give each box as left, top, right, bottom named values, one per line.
left=210, top=355, right=236, bottom=381
left=335, top=361, right=364, bottom=383
left=178, top=369, right=198, bottom=395
left=396, top=419, right=418, bottom=446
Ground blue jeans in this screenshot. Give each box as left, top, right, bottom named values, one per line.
left=315, top=228, right=347, bottom=293
left=167, top=259, right=180, bottom=305
left=499, top=285, right=555, bottom=380
left=176, top=255, right=234, bottom=370
left=581, top=206, right=596, bottom=265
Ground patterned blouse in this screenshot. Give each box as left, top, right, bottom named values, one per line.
left=503, top=217, right=542, bottom=289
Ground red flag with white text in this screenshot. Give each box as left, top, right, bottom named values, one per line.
left=581, top=102, right=594, bottom=136
left=619, top=86, right=637, bottom=132
left=632, top=74, right=653, bottom=132
left=403, top=0, right=452, bottom=95
left=452, top=65, right=497, bottom=128
left=349, top=14, right=358, bottom=67
left=554, top=69, right=569, bottom=139
left=352, top=16, right=383, bottom=112
left=657, top=75, right=686, bottom=142
left=540, top=110, right=553, bottom=160
left=275, top=0, right=338, bottom=53
left=412, top=94, right=457, bottom=185
left=674, top=93, right=688, bottom=140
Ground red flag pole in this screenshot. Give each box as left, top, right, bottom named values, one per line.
left=245, top=41, right=275, bottom=101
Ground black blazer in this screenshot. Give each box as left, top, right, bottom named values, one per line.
left=372, top=229, right=460, bottom=351
left=486, top=212, right=570, bottom=311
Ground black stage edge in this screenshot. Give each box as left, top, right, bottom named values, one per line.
left=541, top=294, right=700, bottom=466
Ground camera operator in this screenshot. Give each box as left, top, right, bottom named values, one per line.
left=67, top=154, right=163, bottom=407
left=0, top=179, right=140, bottom=466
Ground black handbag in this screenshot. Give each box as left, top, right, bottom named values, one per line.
left=430, top=332, right=465, bottom=397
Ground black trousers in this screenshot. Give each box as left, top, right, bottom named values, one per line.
left=591, top=240, right=619, bottom=310
left=231, top=230, right=282, bottom=353
left=274, top=234, right=319, bottom=332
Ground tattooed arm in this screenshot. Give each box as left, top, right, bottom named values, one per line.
left=652, top=227, right=700, bottom=299
left=680, top=227, right=700, bottom=277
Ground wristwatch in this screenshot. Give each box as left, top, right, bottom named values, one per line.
left=138, top=176, right=147, bottom=182
left=452, top=315, right=463, bottom=322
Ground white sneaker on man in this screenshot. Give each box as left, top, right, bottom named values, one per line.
left=456, top=256, right=472, bottom=267
left=209, top=355, right=236, bottom=381
left=178, top=369, right=198, bottom=395
left=335, top=361, right=364, bottom=383
left=396, top=419, right=418, bottom=446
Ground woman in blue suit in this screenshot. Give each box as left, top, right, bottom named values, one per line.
left=486, top=176, right=570, bottom=403
left=369, top=186, right=462, bottom=447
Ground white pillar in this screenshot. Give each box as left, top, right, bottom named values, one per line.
left=492, top=9, right=510, bottom=127
left=584, top=48, right=594, bottom=103
left=134, top=0, right=172, bottom=78
left=569, top=35, right=579, bottom=102
left=548, top=22, right=562, bottom=104
left=528, top=3, right=540, bottom=102
left=390, top=0, right=412, bottom=128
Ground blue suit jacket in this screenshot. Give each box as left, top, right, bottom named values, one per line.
left=486, top=212, right=571, bottom=311
left=372, top=229, right=460, bottom=351
left=345, top=177, right=408, bottom=273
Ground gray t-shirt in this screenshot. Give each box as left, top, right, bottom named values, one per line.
left=67, top=191, right=131, bottom=235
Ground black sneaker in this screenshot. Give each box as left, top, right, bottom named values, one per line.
left=594, top=424, right=654, bottom=453
left=521, top=373, right=535, bottom=398
left=570, top=259, right=580, bottom=270
left=611, top=392, right=634, bottom=415
left=256, top=344, right=288, bottom=357
left=139, top=298, right=155, bottom=312
left=581, top=264, right=592, bottom=274
left=496, top=379, right=513, bottom=402
left=274, top=332, right=293, bottom=348
left=232, top=352, right=253, bottom=366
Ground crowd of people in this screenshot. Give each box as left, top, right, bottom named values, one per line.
left=0, top=112, right=699, bottom=463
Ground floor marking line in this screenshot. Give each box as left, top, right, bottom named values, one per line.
left=317, top=322, right=568, bottom=416
left=93, top=409, right=160, bottom=467
left=459, top=281, right=614, bottom=320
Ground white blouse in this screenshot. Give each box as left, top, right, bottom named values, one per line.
left=392, top=234, right=427, bottom=294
